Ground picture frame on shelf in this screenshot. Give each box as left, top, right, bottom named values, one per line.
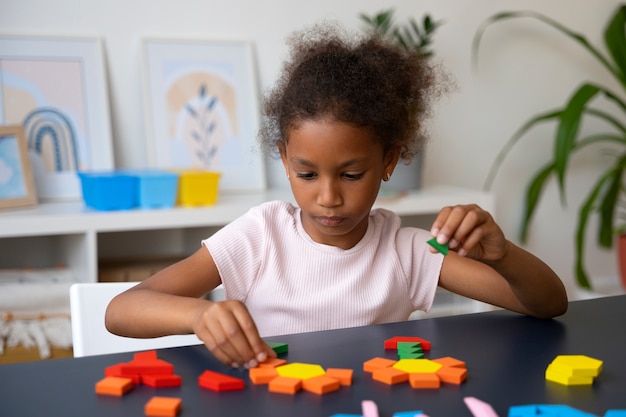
left=0, top=34, right=114, bottom=201
left=141, top=37, right=266, bottom=192
left=0, top=125, right=37, bottom=209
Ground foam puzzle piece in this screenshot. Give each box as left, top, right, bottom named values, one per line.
left=362, top=400, right=380, bottom=417
left=393, top=411, right=425, bottom=417
left=268, top=376, right=302, bottom=394
left=545, top=366, right=594, bottom=386
left=95, top=376, right=134, bottom=396
left=537, top=404, right=598, bottom=417
left=363, top=357, right=397, bottom=373
left=372, top=366, right=409, bottom=385
left=144, top=396, right=182, bottom=417
left=605, top=411, right=626, bottom=417
left=549, top=355, right=603, bottom=377
left=408, top=373, right=441, bottom=389
left=258, top=357, right=287, bottom=368
left=121, top=359, right=174, bottom=376
left=134, top=350, right=158, bottom=361
left=437, top=366, right=468, bottom=384
left=432, top=356, right=466, bottom=369
left=329, top=415, right=362, bottom=417
left=198, top=370, right=245, bottom=392
left=393, top=359, right=443, bottom=374
left=302, top=375, right=341, bottom=394
left=464, top=396, right=499, bottom=417
left=275, top=362, right=325, bottom=380
left=105, top=364, right=141, bottom=384
left=266, top=341, right=289, bottom=355
left=427, top=237, right=449, bottom=255
left=249, top=367, right=279, bottom=385
left=384, top=336, right=431, bottom=350
left=142, top=374, right=182, bottom=388
left=325, top=368, right=354, bottom=386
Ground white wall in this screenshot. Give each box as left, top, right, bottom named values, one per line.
left=1, top=0, right=623, bottom=297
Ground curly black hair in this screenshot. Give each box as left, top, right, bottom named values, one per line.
left=258, top=22, right=447, bottom=163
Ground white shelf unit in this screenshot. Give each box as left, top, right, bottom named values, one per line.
left=0, top=186, right=494, bottom=315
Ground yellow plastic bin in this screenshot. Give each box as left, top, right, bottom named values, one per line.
left=177, top=170, right=221, bottom=207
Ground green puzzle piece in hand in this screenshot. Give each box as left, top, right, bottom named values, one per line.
left=427, top=237, right=449, bottom=256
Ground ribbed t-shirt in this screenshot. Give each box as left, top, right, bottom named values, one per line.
left=203, top=200, right=443, bottom=337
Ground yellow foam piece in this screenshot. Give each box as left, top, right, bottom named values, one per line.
left=545, top=365, right=594, bottom=385
left=549, top=355, right=603, bottom=377
left=393, top=359, right=443, bottom=374
left=275, top=363, right=325, bottom=380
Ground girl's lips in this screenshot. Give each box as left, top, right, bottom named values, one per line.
left=317, top=216, right=345, bottom=227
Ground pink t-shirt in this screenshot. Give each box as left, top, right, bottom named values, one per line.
left=203, top=200, right=443, bottom=337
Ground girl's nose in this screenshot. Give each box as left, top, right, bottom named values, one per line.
left=316, top=178, right=342, bottom=207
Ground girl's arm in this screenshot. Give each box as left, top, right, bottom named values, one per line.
left=105, top=247, right=275, bottom=367
left=432, top=205, right=568, bottom=318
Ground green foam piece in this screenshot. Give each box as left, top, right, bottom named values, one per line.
left=427, top=237, right=449, bottom=255
left=398, top=352, right=425, bottom=359
left=266, top=341, right=288, bottom=355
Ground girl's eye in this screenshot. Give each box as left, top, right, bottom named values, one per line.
left=296, top=172, right=316, bottom=180
left=344, top=173, right=364, bottom=180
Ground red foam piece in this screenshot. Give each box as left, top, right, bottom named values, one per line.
left=384, top=336, right=431, bottom=350
left=198, top=370, right=245, bottom=392
left=142, top=374, right=183, bottom=388
left=121, top=359, right=174, bottom=376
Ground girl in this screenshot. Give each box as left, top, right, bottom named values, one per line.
left=106, top=22, right=567, bottom=370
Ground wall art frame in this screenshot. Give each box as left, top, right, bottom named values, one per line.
left=142, top=37, right=266, bottom=192
left=0, top=124, right=37, bottom=209
left=0, top=34, right=114, bottom=201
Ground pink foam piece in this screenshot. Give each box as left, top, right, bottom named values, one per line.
left=362, top=400, right=380, bottom=417
left=464, top=396, right=500, bottom=417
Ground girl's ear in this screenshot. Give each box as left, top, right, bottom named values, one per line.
left=383, top=147, right=401, bottom=180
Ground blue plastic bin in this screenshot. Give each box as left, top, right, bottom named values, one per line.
left=132, top=170, right=179, bottom=209
left=78, top=171, right=138, bottom=211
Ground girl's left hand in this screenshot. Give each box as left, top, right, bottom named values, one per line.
left=430, top=204, right=507, bottom=262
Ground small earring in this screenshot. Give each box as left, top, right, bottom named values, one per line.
left=287, top=174, right=290, bottom=180
left=384, top=173, right=391, bottom=182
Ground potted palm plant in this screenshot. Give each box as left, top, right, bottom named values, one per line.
left=473, top=5, right=626, bottom=290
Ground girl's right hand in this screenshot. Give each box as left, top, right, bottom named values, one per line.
left=192, top=300, right=276, bottom=368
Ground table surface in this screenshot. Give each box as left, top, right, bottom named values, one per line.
left=1, top=295, right=625, bottom=417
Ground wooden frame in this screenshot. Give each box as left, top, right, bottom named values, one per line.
left=0, top=125, right=37, bottom=208
left=141, top=37, right=266, bottom=192
left=0, top=34, right=114, bottom=200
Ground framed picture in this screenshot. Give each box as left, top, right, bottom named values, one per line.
left=142, top=38, right=266, bottom=192
left=0, top=125, right=37, bottom=208
left=0, top=34, right=114, bottom=200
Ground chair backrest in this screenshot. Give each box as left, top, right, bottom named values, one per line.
left=69, top=282, right=202, bottom=357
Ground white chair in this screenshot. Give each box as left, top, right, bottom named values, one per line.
left=69, top=282, right=202, bottom=357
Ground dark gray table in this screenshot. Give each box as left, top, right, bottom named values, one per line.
left=1, top=295, right=625, bottom=417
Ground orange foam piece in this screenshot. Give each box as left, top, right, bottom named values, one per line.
left=384, top=336, right=431, bottom=350
left=409, top=373, right=441, bottom=389
left=249, top=367, right=279, bottom=384
left=372, top=366, right=409, bottom=385
left=363, top=357, right=397, bottom=373
left=198, top=370, right=245, bottom=392
left=145, top=396, right=182, bottom=417
left=268, top=376, right=302, bottom=394
left=437, top=366, right=467, bottom=384
left=432, top=357, right=466, bottom=369
left=259, top=357, right=288, bottom=368
left=142, top=374, right=182, bottom=388
left=326, top=368, right=353, bottom=386
left=95, top=376, right=134, bottom=396
left=302, top=375, right=341, bottom=394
